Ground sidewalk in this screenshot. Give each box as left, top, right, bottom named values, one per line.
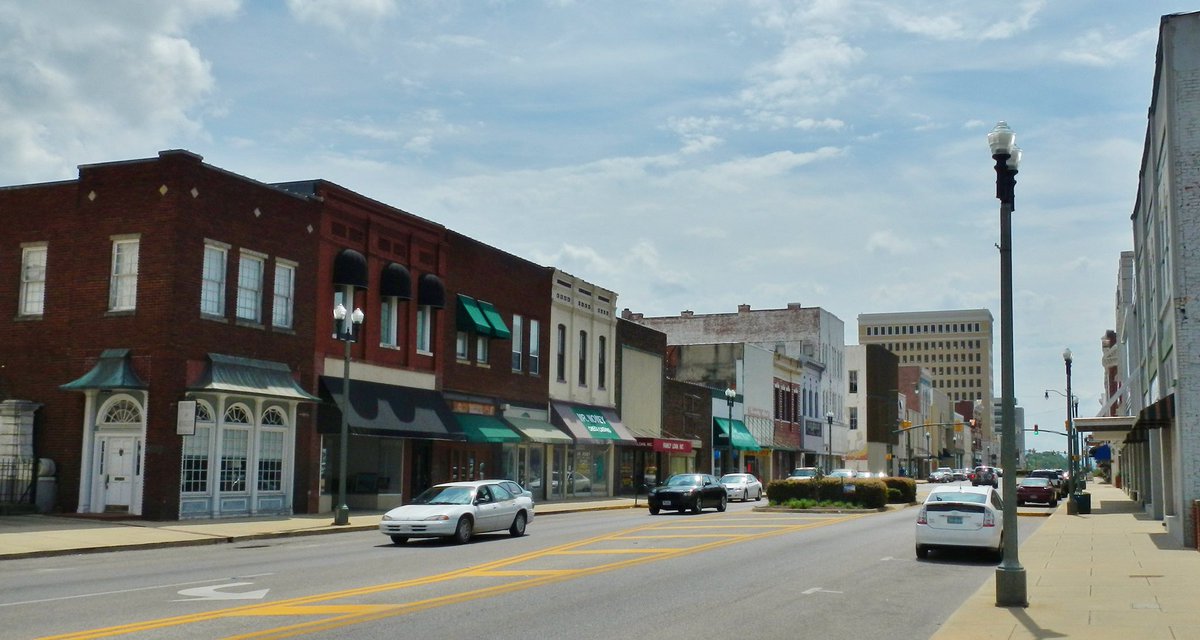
left=932, top=481, right=1200, bottom=639
left=0, top=497, right=640, bottom=560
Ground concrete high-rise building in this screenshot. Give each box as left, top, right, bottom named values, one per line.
left=857, top=309, right=996, bottom=461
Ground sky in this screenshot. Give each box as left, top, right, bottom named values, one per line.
left=2, top=0, right=1193, bottom=454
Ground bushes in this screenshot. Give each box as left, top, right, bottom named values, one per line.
left=765, top=477, right=890, bottom=509
left=882, top=477, right=917, bottom=503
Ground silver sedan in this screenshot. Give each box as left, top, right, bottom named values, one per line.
left=719, top=473, right=763, bottom=502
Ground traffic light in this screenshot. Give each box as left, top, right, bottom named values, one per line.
left=901, top=420, right=912, bottom=429
left=1033, top=424, right=1039, bottom=436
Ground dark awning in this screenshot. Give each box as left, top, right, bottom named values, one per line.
left=551, top=402, right=637, bottom=445
left=456, top=294, right=492, bottom=335
left=189, top=354, right=319, bottom=401
left=332, top=248, right=368, bottom=289
left=454, top=413, right=522, bottom=443
left=475, top=300, right=511, bottom=339
left=60, top=348, right=147, bottom=391
left=1136, top=394, right=1174, bottom=428
left=318, top=377, right=464, bottom=440
left=713, top=418, right=761, bottom=450
left=418, top=273, right=446, bottom=308
left=380, top=263, right=412, bottom=299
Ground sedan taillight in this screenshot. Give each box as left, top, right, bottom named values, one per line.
left=983, top=510, right=996, bottom=527
left=916, top=507, right=927, bottom=525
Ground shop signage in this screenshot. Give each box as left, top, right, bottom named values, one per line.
left=653, top=439, right=693, bottom=454
left=572, top=407, right=620, bottom=439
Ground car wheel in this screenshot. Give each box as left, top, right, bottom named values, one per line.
left=649, top=505, right=660, bottom=515
left=390, top=535, right=408, bottom=545
left=993, top=533, right=1005, bottom=562
left=1017, top=500, right=1024, bottom=507
left=1050, top=499, right=1058, bottom=508
left=509, top=511, right=527, bottom=537
left=717, top=495, right=727, bottom=512
left=453, top=516, right=473, bottom=544
left=691, top=498, right=703, bottom=514
left=755, top=488, right=762, bottom=501
left=916, top=544, right=929, bottom=559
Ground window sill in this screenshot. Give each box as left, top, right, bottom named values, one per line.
left=200, top=313, right=229, bottom=323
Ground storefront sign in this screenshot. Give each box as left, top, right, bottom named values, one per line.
left=653, top=439, right=693, bottom=454
left=572, top=407, right=620, bottom=439
left=176, top=400, right=197, bottom=436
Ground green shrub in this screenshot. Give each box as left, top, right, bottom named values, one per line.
left=766, top=478, right=888, bottom=509
left=882, top=477, right=917, bottom=503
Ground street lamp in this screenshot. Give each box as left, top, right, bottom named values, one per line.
left=825, top=411, right=834, bottom=471
left=925, top=431, right=931, bottom=477
left=989, top=120, right=1026, bottom=607
left=722, top=387, right=735, bottom=475
left=1063, top=348, right=1077, bottom=514
left=332, top=302, right=365, bottom=526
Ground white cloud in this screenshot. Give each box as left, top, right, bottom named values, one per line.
left=286, top=0, right=397, bottom=34
left=1059, top=27, right=1158, bottom=67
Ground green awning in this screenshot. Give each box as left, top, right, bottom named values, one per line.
left=504, top=417, right=574, bottom=444
left=190, top=353, right=319, bottom=401
left=475, top=300, right=512, bottom=339
left=714, top=417, right=761, bottom=450
left=60, top=348, right=147, bottom=391
left=456, top=294, right=492, bottom=335
left=454, top=413, right=522, bottom=443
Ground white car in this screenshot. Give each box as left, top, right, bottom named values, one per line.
left=719, top=473, right=763, bottom=501
left=379, top=480, right=534, bottom=545
left=915, top=484, right=1004, bottom=561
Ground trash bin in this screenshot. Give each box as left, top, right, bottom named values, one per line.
left=1072, top=491, right=1091, bottom=514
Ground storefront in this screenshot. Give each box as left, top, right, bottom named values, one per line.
left=622, top=436, right=695, bottom=493
left=318, top=377, right=465, bottom=509
left=501, top=412, right=573, bottom=502
left=550, top=401, right=638, bottom=499
left=712, top=417, right=761, bottom=476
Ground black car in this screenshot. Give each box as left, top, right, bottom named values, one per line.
left=647, top=473, right=728, bottom=515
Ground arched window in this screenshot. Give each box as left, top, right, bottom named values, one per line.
left=261, top=407, right=287, bottom=426
left=99, top=397, right=143, bottom=425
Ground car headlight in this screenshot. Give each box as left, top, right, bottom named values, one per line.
left=422, top=514, right=451, bottom=521
left=381, top=514, right=396, bottom=521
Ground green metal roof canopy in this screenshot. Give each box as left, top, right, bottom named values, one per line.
left=60, top=348, right=147, bottom=391
left=713, top=417, right=761, bottom=450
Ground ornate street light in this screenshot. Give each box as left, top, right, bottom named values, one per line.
left=722, top=387, right=735, bottom=475
left=1064, top=348, right=1077, bottom=513
left=989, top=120, right=1026, bottom=607
left=332, top=302, right=365, bottom=526
left=825, top=411, right=834, bottom=471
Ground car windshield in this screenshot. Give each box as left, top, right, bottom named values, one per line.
left=829, top=469, right=853, bottom=477
left=791, top=469, right=816, bottom=477
left=666, top=475, right=704, bottom=487
left=1021, top=477, right=1050, bottom=487
left=720, top=475, right=746, bottom=483
left=410, top=485, right=474, bottom=505
left=927, top=491, right=988, bottom=504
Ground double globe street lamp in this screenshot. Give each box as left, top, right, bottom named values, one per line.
left=332, top=302, right=365, bottom=526
left=989, top=120, right=1026, bottom=607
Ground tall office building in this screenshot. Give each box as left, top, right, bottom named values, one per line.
left=857, top=309, right=996, bottom=463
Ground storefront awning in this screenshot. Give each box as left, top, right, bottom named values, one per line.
left=454, top=413, right=522, bottom=443
left=189, top=353, right=320, bottom=401
left=504, top=417, right=574, bottom=444
left=551, top=402, right=638, bottom=445
left=635, top=437, right=694, bottom=454
left=713, top=417, right=761, bottom=450
left=60, top=348, right=147, bottom=391
left=456, top=294, right=492, bottom=335
left=318, top=377, right=464, bottom=440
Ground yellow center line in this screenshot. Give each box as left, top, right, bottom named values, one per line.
left=44, top=512, right=867, bottom=640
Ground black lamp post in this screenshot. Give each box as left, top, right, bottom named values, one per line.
left=333, top=302, right=364, bottom=526
left=989, top=120, right=1026, bottom=607
left=1064, top=348, right=1077, bottom=513
left=825, top=411, right=834, bottom=471
left=722, top=387, right=735, bottom=475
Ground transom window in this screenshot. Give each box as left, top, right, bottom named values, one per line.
left=101, top=398, right=142, bottom=425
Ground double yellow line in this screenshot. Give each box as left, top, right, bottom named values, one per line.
left=44, top=512, right=864, bottom=639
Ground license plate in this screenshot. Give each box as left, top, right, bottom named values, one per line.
left=662, top=500, right=672, bottom=506
left=947, top=515, right=963, bottom=524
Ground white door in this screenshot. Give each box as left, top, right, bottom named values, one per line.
left=101, top=436, right=137, bottom=512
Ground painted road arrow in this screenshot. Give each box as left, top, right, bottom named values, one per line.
left=175, top=582, right=270, bottom=602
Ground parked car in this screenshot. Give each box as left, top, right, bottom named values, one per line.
left=1016, top=476, right=1059, bottom=507
left=862, top=470, right=888, bottom=479
left=498, top=480, right=533, bottom=502
left=915, top=484, right=1005, bottom=561
left=930, top=467, right=955, bottom=483
left=787, top=467, right=824, bottom=481
left=719, top=473, right=763, bottom=501
left=379, top=480, right=534, bottom=545
left=953, top=469, right=969, bottom=481
left=647, top=473, right=728, bottom=515
left=971, top=465, right=998, bottom=488
left=1026, top=469, right=1067, bottom=498
left=828, top=468, right=857, bottom=479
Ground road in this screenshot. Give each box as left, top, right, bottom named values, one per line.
left=2, top=485, right=1047, bottom=639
